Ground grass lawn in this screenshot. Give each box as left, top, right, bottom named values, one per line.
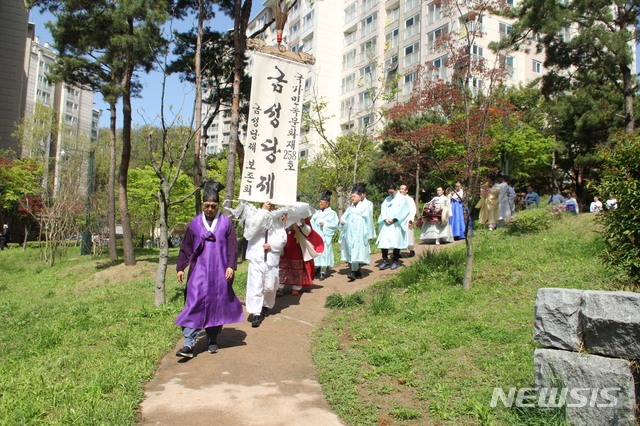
left=312, top=213, right=624, bottom=425
left=0, top=246, right=248, bottom=425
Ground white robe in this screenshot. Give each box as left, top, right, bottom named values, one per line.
left=243, top=207, right=287, bottom=315
left=360, top=197, right=376, bottom=239
left=419, top=195, right=453, bottom=243
left=310, top=207, right=339, bottom=267
left=498, top=182, right=511, bottom=220
left=376, top=191, right=410, bottom=250
left=339, top=202, right=372, bottom=265
left=405, top=194, right=417, bottom=250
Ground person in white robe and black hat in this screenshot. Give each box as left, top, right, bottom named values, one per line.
left=376, top=177, right=410, bottom=270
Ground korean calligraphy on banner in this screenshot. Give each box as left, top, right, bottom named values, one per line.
left=239, top=52, right=307, bottom=206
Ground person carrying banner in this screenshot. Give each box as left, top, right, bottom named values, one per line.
left=174, top=181, right=244, bottom=358
left=310, top=190, right=339, bottom=280
left=278, top=203, right=324, bottom=295
left=243, top=200, right=288, bottom=328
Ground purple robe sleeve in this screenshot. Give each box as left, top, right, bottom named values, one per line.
left=177, top=224, right=195, bottom=272
left=226, top=221, right=238, bottom=270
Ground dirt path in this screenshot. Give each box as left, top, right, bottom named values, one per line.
left=138, top=240, right=462, bottom=426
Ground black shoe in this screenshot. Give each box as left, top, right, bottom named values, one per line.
left=176, top=346, right=194, bottom=358
left=319, top=272, right=325, bottom=281
left=208, top=343, right=218, bottom=354
left=410, top=250, right=415, bottom=257
left=355, top=270, right=362, bottom=279
left=252, top=315, right=262, bottom=327
left=261, top=306, right=270, bottom=317
left=347, top=273, right=356, bottom=282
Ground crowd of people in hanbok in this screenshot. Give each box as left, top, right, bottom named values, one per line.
left=176, top=173, right=622, bottom=357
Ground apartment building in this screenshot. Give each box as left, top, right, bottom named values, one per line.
left=229, top=0, right=551, bottom=160
left=23, top=24, right=99, bottom=195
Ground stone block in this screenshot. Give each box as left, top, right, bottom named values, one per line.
left=582, top=290, right=640, bottom=359
left=534, top=348, right=637, bottom=426
left=534, top=288, right=583, bottom=350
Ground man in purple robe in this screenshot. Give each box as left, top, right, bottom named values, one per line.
left=175, top=181, right=244, bottom=358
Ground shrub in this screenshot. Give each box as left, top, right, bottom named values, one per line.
left=595, top=133, right=640, bottom=285
left=325, top=291, right=366, bottom=309
left=505, top=208, right=555, bottom=234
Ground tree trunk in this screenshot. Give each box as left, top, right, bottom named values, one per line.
left=224, top=0, right=252, bottom=214
left=462, top=204, right=473, bottom=290
left=193, top=0, right=205, bottom=215
left=154, top=188, right=169, bottom=306
left=622, top=64, right=634, bottom=134
left=119, top=45, right=136, bottom=266
left=108, top=100, right=118, bottom=261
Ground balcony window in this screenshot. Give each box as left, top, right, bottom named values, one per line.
left=532, top=59, right=542, bottom=73
left=386, top=7, right=399, bottom=26
left=385, top=28, right=399, bottom=50
left=341, top=96, right=355, bottom=117
left=404, top=0, right=419, bottom=13
left=360, top=37, right=377, bottom=62
left=402, top=72, right=416, bottom=96
left=344, top=2, right=357, bottom=24
left=361, top=12, right=378, bottom=37
left=344, top=29, right=358, bottom=46
left=404, top=13, right=420, bottom=39
left=343, top=48, right=357, bottom=70
left=429, top=55, right=448, bottom=80
left=342, top=73, right=356, bottom=93
left=361, top=0, right=378, bottom=14
left=427, top=2, right=442, bottom=24
left=359, top=64, right=375, bottom=85
left=404, top=41, right=420, bottom=67
left=427, top=25, right=447, bottom=53
left=499, top=54, right=514, bottom=79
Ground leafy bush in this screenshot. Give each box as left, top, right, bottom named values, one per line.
left=505, top=206, right=565, bottom=235
left=595, top=133, right=640, bottom=285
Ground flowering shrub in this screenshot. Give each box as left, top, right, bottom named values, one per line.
left=505, top=206, right=567, bottom=234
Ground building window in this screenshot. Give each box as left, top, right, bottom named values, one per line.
left=342, top=73, right=356, bottom=94
left=385, top=28, right=399, bottom=50
left=361, top=0, right=378, bottom=14
left=302, top=11, right=314, bottom=32
left=344, top=2, right=357, bottom=24
left=499, top=22, right=512, bottom=39
left=341, top=96, right=355, bottom=117
left=429, top=55, right=448, bottom=80
left=360, top=37, right=377, bottom=62
left=344, top=29, right=358, bottom=46
left=361, top=12, right=378, bottom=37
left=360, top=64, right=375, bottom=85
left=404, top=0, right=420, bottom=13
left=532, top=59, right=542, bottom=73
left=386, top=7, right=399, bottom=25
left=499, top=55, right=514, bottom=79
left=402, top=72, right=416, bottom=96
left=290, top=22, right=300, bottom=40
left=427, top=25, right=448, bottom=53
left=404, top=41, right=420, bottom=67
left=404, top=13, right=420, bottom=39
left=343, top=48, right=357, bottom=70
left=427, top=2, right=442, bottom=24
left=358, top=89, right=373, bottom=111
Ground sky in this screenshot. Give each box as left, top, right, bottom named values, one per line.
left=28, top=4, right=260, bottom=129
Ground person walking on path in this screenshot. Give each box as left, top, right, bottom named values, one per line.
left=174, top=181, right=244, bottom=358
left=399, top=184, right=417, bottom=257
left=243, top=200, right=287, bottom=328
left=377, top=178, right=410, bottom=270
left=310, top=191, right=339, bottom=280
left=339, top=185, right=373, bottom=281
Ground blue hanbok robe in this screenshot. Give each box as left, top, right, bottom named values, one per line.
left=338, top=202, right=372, bottom=265
left=376, top=191, right=410, bottom=250
left=311, top=207, right=339, bottom=268
left=175, top=213, right=244, bottom=329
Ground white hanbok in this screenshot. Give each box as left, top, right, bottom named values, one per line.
left=339, top=202, right=373, bottom=265
left=404, top=194, right=417, bottom=251
left=243, top=206, right=287, bottom=316
left=310, top=207, right=339, bottom=268
left=498, top=181, right=512, bottom=221
left=376, top=191, right=410, bottom=250
left=361, top=197, right=376, bottom=239
left=419, top=195, right=453, bottom=243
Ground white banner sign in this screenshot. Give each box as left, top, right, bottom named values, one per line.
left=239, top=52, right=306, bottom=205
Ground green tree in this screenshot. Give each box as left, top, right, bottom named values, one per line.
left=595, top=133, right=640, bottom=285
left=31, top=0, right=171, bottom=265
left=506, top=0, right=639, bottom=133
